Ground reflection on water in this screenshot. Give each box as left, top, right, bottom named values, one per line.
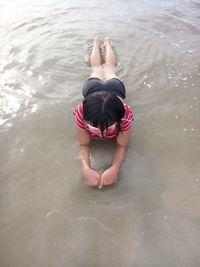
left=0, top=0, right=200, bottom=266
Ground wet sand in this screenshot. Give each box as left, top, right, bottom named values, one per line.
left=0, top=0, right=200, bottom=266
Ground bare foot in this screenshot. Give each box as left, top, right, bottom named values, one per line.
left=103, top=36, right=111, bottom=47
left=93, top=36, right=100, bottom=47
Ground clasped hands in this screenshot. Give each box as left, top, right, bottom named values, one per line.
left=83, top=164, right=119, bottom=189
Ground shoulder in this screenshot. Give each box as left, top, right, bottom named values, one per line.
left=73, top=103, right=85, bottom=129
left=122, top=102, right=134, bottom=120
left=73, top=102, right=83, bottom=113
left=120, top=102, right=134, bottom=131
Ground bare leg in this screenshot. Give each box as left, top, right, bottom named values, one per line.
left=90, top=37, right=104, bottom=79
left=103, top=37, right=119, bottom=80
left=90, top=37, right=101, bottom=67
left=104, top=37, right=116, bottom=66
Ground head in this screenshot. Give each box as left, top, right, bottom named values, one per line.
left=83, top=92, right=125, bottom=137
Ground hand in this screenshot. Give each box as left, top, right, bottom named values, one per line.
left=82, top=165, right=101, bottom=187
left=99, top=166, right=119, bottom=189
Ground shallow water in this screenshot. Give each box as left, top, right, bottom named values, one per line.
left=0, top=0, right=200, bottom=266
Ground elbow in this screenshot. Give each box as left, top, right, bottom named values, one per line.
left=116, top=143, right=128, bottom=150
left=79, top=142, right=90, bottom=148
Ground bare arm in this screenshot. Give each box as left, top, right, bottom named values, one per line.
left=76, top=126, right=100, bottom=186
left=76, top=125, right=90, bottom=166
left=99, top=128, right=131, bottom=188
left=112, top=128, right=131, bottom=170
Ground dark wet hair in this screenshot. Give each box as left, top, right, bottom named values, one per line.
left=83, top=92, right=125, bottom=137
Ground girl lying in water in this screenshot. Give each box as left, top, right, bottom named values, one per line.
left=73, top=37, right=134, bottom=188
